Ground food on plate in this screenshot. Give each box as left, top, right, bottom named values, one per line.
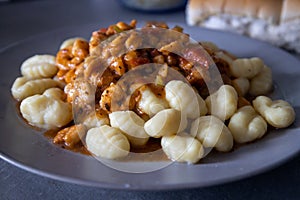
left=253, top=96, right=296, bottom=128
left=249, top=65, right=273, bottom=96
left=11, top=76, right=64, bottom=101
left=109, top=111, right=150, bottom=147
left=59, top=37, right=87, bottom=50
left=144, top=108, right=187, bottom=138
left=191, top=115, right=233, bottom=152
left=205, top=85, right=238, bottom=121
left=186, top=0, right=300, bottom=53
left=137, top=84, right=170, bottom=117
left=10, top=20, right=296, bottom=164
left=229, top=57, right=264, bottom=79
left=86, top=125, right=130, bottom=159
left=20, top=88, right=72, bottom=130
left=56, top=38, right=89, bottom=84
left=228, top=105, right=268, bottom=143
left=20, top=55, right=58, bottom=79
left=165, top=80, right=207, bottom=119
left=231, top=77, right=250, bottom=96
left=161, top=134, right=204, bottom=164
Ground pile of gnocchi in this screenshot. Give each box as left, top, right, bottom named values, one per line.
left=11, top=21, right=296, bottom=164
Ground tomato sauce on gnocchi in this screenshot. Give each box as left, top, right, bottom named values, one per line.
left=11, top=20, right=296, bottom=164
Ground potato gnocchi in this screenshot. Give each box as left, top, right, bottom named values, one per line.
left=20, top=88, right=72, bottom=129
left=109, top=111, right=149, bottom=147
left=10, top=20, right=296, bottom=165
left=253, top=96, right=295, bottom=128
left=249, top=65, right=273, bottom=96
left=232, top=77, right=250, bottom=97
left=161, top=134, right=204, bottom=164
left=230, top=57, right=264, bottom=79
left=144, top=108, right=187, bottom=138
left=228, top=106, right=267, bottom=143
left=165, top=80, right=207, bottom=119
left=191, top=115, right=233, bottom=152
left=86, top=125, right=130, bottom=159
left=11, top=77, right=64, bottom=101
left=82, top=113, right=109, bottom=130
left=205, top=85, right=238, bottom=121
left=137, top=86, right=169, bottom=117
left=20, top=55, right=58, bottom=79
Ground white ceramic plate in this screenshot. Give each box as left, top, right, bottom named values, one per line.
left=0, top=22, right=299, bottom=190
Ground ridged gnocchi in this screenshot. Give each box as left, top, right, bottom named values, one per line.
left=232, top=77, right=250, bottom=96
left=144, top=108, right=187, bottom=138
left=82, top=113, right=109, bottom=130
left=190, top=115, right=233, bottom=152
left=9, top=20, right=297, bottom=165
left=11, top=77, right=64, bottom=101
left=228, top=106, right=268, bottom=143
left=43, top=87, right=66, bottom=100
left=137, top=86, right=169, bottom=117
left=165, top=80, right=207, bottom=119
left=205, top=85, right=238, bottom=121
left=161, top=135, right=204, bottom=164
left=109, top=111, right=149, bottom=147
left=20, top=88, right=72, bottom=129
left=20, top=55, right=58, bottom=79
left=249, top=65, right=273, bottom=96
left=230, top=57, right=264, bottom=79
left=253, top=96, right=295, bottom=128
left=86, top=125, right=130, bottom=159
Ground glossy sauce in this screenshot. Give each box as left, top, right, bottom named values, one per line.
left=44, top=128, right=168, bottom=161
left=121, top=138, right=169, bottom=162
left=44, top=129, right=91, bottom=155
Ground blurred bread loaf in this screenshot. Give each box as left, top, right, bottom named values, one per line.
left=186, top=0, right=300, bottom=53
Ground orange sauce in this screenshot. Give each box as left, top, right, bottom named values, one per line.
left=44, top=129, right=91, bottom=155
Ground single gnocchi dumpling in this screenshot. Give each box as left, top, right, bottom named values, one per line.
left=165, top=80, right=207, bottom=119
left=43, top=87, right=66, bottom=100
left=109, top=111, right=149, bottom=147
left=253, top=96, right=295, bottom=128
left=249, top=65, right=273, bottom=96
left=86, top=125, right=130, bottom=159
left=190, top=115, right=233, bottom=152
left=144, top=108, right=187, bottom=138
left=228, top=106, right=268, bottom=143
left=230, top=57, right=264, bottom=79
left=205, top=85, right=238, bottom=121
left=232, top=77, right=250, bottom=96
left=20, top=88, right=72, bottom=130
left=82, top=113, right=109, bottom=130
left=20, top=55, right=58, bottom=79
left=161, top=134, right=204, bottom=164
left=137, top=86, right=169, bottom=117
left=11, top=77, right=64, bottom=100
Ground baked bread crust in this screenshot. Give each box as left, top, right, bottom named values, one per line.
left=281, top=0, right=300, bottom=22
left=186, top=0, right=300, bottom=52
left=187, top=0, right=300, bottom=25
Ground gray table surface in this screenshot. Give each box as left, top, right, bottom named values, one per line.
left=1, top=0, right=300, bottom=199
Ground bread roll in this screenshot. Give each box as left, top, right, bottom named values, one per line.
left=281, top=0, right=300, bottom=22
left=186, top=0, right=300, bottom=53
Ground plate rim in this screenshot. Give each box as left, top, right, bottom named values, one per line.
left=1, top=22, right=300, bottom=190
